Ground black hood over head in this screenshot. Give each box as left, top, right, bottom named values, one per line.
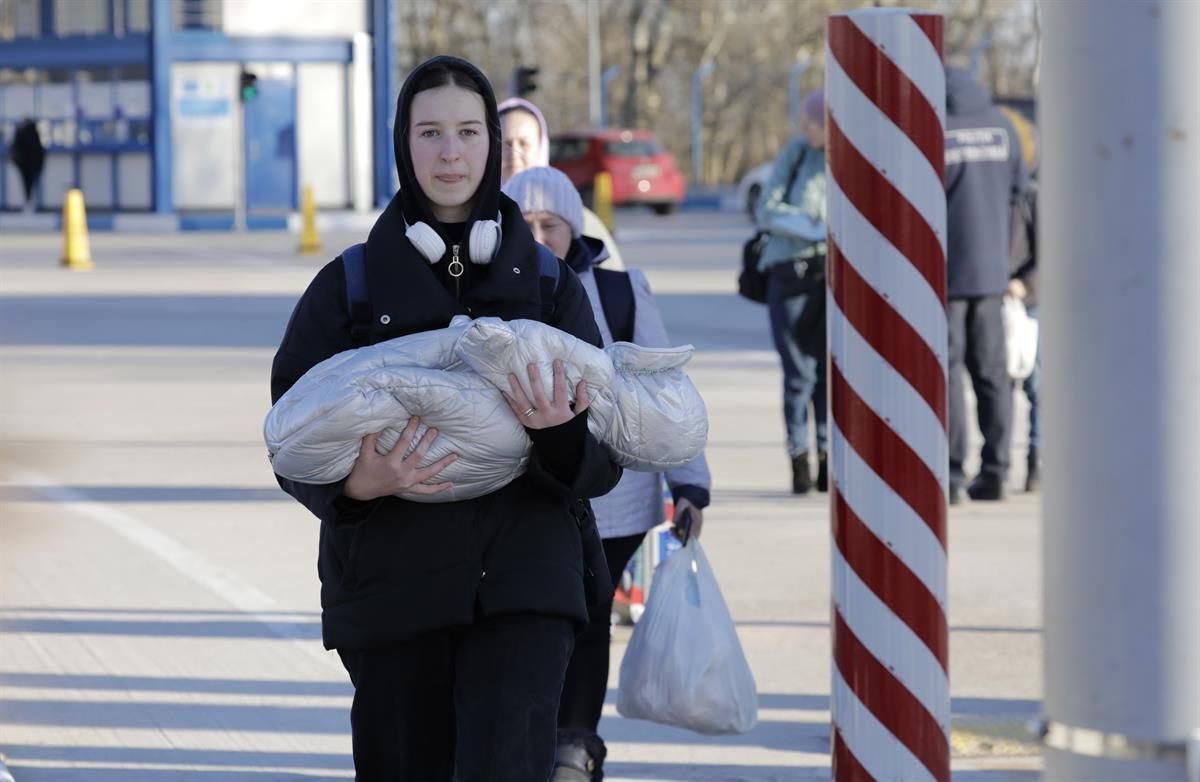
left=945, top=66, right=994, bottom=117
left=392, top=55, right=502, bottom=248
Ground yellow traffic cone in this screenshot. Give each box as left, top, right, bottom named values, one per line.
left=299, top=184, right=322, bottom=255
left=61, top=188, right=94, bottom=271
left=593, top=172, right=615, bottom=233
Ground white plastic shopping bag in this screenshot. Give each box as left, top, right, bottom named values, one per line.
left=1003, top=295, right=1039, bottom=380
left=616, top=538, right=758, bottom=735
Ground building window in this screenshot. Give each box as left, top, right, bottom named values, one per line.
left=78, top=67, right=114, bottom=119
left=175, top=0, right=222, bottom=31
left=53, top=0, right=110, bottom=36
left=0, top=68, right=40, bottom=123
left=126, top=0, right=150, bottom=33
left=0, top=0, right=41, bottom=39
left=41, top=68, right=73, bottom=123
left=114, top=65, right=150, bottom=118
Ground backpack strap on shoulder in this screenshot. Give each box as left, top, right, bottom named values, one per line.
left=341, top=243, right=371, bottom=347
left=592, top=267, right=636, bottom=344
left=536, top=243, right=563, bottom=323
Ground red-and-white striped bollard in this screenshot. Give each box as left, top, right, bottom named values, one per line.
left=825, top=9, right=948, bottom=782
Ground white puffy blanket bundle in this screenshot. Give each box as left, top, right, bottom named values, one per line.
left=264, top=316, right=708, bottom=502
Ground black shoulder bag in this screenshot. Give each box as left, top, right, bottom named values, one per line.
left=737, top=147, right=809, bottom=304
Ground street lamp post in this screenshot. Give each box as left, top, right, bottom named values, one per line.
left=788, top=58, right=810, bottom=138
left=587, top=0, right=601, bottom=126
left=600, top=65, right=620, bottom=128
left=691, top=60, right=715, bottom=184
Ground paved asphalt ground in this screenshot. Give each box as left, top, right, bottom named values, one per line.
left=0, top=209, right=1042, bottom=781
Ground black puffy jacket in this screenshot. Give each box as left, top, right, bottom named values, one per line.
left=270, top=192, right=622, bottom=651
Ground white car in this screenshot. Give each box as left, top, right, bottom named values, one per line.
left=735, top=162, right=772, bottom=219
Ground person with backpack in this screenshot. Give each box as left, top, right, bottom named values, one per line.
left=755, top=89, right=829, bottom=495
left=503, top=166, right=712, bottom=781
left=498, top=96, right=625, bottom=270
left=270, top=55, right=623, bottom=781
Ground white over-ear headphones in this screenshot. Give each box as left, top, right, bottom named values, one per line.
left=405, top=217, right=502, bottom=267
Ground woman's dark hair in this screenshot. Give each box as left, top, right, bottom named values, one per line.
left=408, top=63, right=488, bottom=113
left=404, top=60, right=499, bottom=151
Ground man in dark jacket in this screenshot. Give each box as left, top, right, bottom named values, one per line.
left=9, top=118, right=45, bottom=212
left=944, top=67, right=1028, bottom=503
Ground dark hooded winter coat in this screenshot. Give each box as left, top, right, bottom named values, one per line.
left=10, top=119, right=45, bottom=182
left=270, top=56, right=621, bottom=652
left=945, top=67, right=1029, bottom=299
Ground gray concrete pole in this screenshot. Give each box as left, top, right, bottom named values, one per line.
left=1040, top=1, right=1200, bottom=780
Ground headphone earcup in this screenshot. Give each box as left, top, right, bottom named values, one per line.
left=405, top=221, right=447, bottom=264
left=468, top=219, right=502, bottom=264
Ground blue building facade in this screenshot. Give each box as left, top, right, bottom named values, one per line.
left=0, top=0, right=395, bottom=225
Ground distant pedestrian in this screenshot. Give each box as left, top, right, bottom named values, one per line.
left=1008, top=180, right=1039, bottom=491
left=504, top=165, right=712, bottom=781
left=271, top=56, right=622, bottom=781
left=9, top=118, right=45, bottom=212
left=1003, top=107, right=1041, bottom=492
left=944, top=67, right=1029, bottom=503
left=499, top=96, right=625, bottom=270
left=755, top=89, right=829, bottom=495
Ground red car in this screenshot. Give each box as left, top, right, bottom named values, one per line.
left=549, top=128, right=685, bottom=215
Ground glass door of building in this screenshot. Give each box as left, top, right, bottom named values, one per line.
left=242, top=63, right=295, bottom=215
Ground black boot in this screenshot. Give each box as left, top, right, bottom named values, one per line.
left=1024, top=448, right=1041, bottom=493
left=553, top=730, right=607, bottom=782
left=791, top=452, right=812, bottom=495
left=816, top=450, right=829, bottom=493
left=967, top=472, right=1007, bottom=501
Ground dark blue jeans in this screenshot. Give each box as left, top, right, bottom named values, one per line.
left=338, top=613, right=575, bottom=781
left=1023, top=306, right=1041, bottom=451
left=767, top=269, right=828, bottom=457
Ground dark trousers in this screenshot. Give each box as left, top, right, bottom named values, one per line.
left=1023, top=306, right=1041, bottom=452
left=767, top=267, right=828, bottom=457
left=948, top=295, right=1013, bottom=486
left=17, top=167, right=38, bottom=205
left=338, top=612, right=575, bottom=781
left=557, top=532, right=645, bottom=735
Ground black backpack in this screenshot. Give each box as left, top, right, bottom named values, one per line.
left=592, top=266, right=636, bottom=344
left=738, top=145, right=809, bottom=304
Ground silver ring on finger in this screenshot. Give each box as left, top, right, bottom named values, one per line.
left=523, top=407, right=536, bottom=417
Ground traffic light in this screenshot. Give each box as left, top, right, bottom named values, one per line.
left=239, top=69, right=258, bottom=102
left=513, top=66, right=539, bottom=98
